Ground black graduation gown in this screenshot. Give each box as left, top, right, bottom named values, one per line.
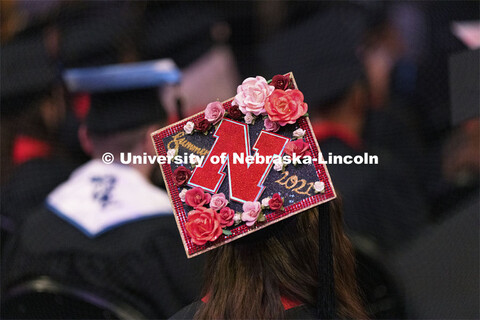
left=319, top=136, right=428, bottom=251
left=3, top=206, right=205, bottom=319
left=170, top=300, right=318, bottom=320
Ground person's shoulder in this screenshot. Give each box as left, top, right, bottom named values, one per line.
left=17, top=204, right=179, bottom=254
left=169, top=300, right=203, bottom=319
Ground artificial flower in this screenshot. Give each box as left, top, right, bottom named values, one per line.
left=292, top=128, right=306, bottom=139
left=314, top=181, right=325, bottom=193
left=205, top=101, right=225, bottom=124
left=173, top=166, right=191, bottom=186
left=244, top=112, right=254, bottom=124
left=268, top=193, right=283, bottom=211
left=264, top=118, right=280, bottom=132
left=284, top=139, right=311, bottom=158
left=185, top=187, right=212, bottom=208
left=209, top=193, right=229, bottom=211
left=195, top=118, right=211, bottom=133
left=271, top=74, right=290, bottom=90
left=167, top=148, right=177, bottom=159
left=241, top=201, right=262, bottom=227
left=185, top=207, right=222, bottom=245
left=273, top=157, right=284, bottom=171
left=184, top=121, right=195, bottom=134
left=218, top=207, right=235, bottom=228
left=233, top=76, right=274, bottom=116
left=179, top=188, right=188, bottom=202
left=264, top=89, right=308, bottom=126
left=226, top=105, right=242, bottom=120
left=261, top=197, right=271, bottom=208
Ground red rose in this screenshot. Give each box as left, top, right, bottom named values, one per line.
left=284, top=139, right=311, bottom=158
left=173, top=166, right=191, bottom=186
left=185, top=187, right=212, bottom=208
left=185, top=207, right=223, bottom=245
left=195, top=118, right=211, bottom=132
left=226, top=105, right=243, bottom=120
left=268, top=193, right=283, bottom=211
left=218, top=207, right=235, bottom=228
left=264, top=89, right=308, bottom=126
left=271, top=74, right=290, bottom=90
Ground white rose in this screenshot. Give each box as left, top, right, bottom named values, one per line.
left=261, top=197, right=271, bottom=208
left=179, top=188, right=188, bottom=202
left=233, top=213, right=242, bottom=225
left=184, top=121, right=195, bottom=134
left=244, top=112, right=254, bottom=124
left=293, top=128, right=306, bottom=139
left=167, top=149, right=176, bottom=159
left=234, top=76, right=275, bottom=116
left=273, top=157, right=284, bottom=171
left=314, top=181, right=325, bottom=193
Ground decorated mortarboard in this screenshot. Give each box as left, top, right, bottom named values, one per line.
left=151, top=73, right=336, bottom=258
left=64, top=59, right=180, bottom=134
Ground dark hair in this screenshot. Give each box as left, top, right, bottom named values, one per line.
left=194, top=197, right=367, bottom=319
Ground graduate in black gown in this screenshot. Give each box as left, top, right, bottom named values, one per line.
left=258, top=4, right=429, bottom=251
left=3, top=64, right=204, bottom=319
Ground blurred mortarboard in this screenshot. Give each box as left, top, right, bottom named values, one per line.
left=57, top=2, right=136, bottom=68
left=449, top=49, right=480, bottom=126
left=1, top=29, right=60, bottom=116
left=139, top=2, right=224, bottom=69
left=258, top=5, right=366, bottom=109
left=64, top=59, right=181, bottom=135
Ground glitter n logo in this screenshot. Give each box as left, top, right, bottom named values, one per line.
left=188, top=119, right=289, bottom=203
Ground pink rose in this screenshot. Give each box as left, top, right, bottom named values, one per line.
left=265, top=89, right=308, bottom=126
left=205, top=101, right=225, bottom=124
left=185, top=207, right=222, bottom=246
left=209, top=193, right=228, bottom=211
left=264, top=118, right=280, bottom=132
left=284, top=139, right=311, bottom=158
left=218, top=207, right=235, bottom=228
left=185, top=187, right=212, bottom=208
left=241, top=201, right=262, bottom=227
left=234, top=76, right=275, bottom=116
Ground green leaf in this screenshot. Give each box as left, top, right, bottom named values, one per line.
left=257, top=213, right=266, bottom=222
left=222, top=229, right=232, bottom=236
left=303, top=112, right=309, bottom=117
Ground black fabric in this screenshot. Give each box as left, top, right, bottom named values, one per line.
left=1, top=158, right=79, bottom=238
left=170, top=301, right=317, bottom=320
left=0, top=30, right=59, bottom=116
left=87, top=88, right=166, bottom=134
left=319, top=137, right=428, bottom=251
left=139, top=2, right=221, bottom=68
left=2, top=206, right=205, bottom=319
left=391, top=194, right=479, bottom=319
left=317, top=204, right=335, bottom=319
left=449, top=49, right=480, bottom=126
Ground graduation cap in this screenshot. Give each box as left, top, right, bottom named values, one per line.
left=449, top=49, right=480, bottom=126
left=258, top=5, right=366, bottom=109
left=139, top=2, right=223, bottom=68
left=151, top=73, right=337, bottom=317
left=1, top=30, right=60, bottom=116
left=64, top=59, right=181, bottom=134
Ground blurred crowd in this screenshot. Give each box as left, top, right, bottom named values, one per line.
left=1, top=1, right=479, bottom=319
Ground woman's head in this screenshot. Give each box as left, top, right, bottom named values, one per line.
left=195, top=197, right=366, bottom=319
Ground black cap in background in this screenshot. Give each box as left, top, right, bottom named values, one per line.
left=258, top=5, right=366, bottom=109
left=1, top=30, right=59, bottom=116
left=87, top=88, right=165, bottom=135
left=139, top=2, right=223, bottom=69
left=449, top=49, right=480, bottom=126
